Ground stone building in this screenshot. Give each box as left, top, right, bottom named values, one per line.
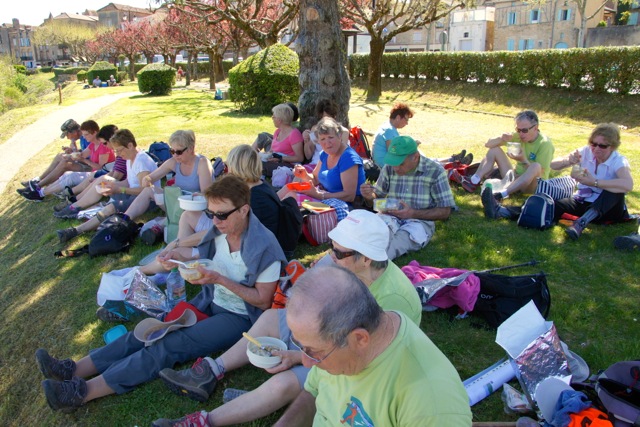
left=0, top=19, right=37, bottom=68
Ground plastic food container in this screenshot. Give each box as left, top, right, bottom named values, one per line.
left=246, top=337, right=287, bottom=369
left=178, top=259, right=214, bottom=282
left=507, top=142, right=522, bottom=156
left=286, top=182, right=312, bottom=191
left=103, top=325, right=127, bottom=344
left=178, top=195, right=207, bottom=211
left=373, top=198, right=400, bottom=212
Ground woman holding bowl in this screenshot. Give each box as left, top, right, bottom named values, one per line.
left=36, top=175, right=286, bottom=413
left=258, top=103, right=304, bottom=177
left=550, top=123, right=633, bottom=240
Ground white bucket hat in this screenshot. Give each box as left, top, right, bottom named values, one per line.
left=327, top=210, right=389, bottom=261
left=134, top=309, right=197, bottom=346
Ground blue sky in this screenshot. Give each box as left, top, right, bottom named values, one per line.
left=1, top=0, right=156, bottom=26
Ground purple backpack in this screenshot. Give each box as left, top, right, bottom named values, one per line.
left=596, top=361, right=640, bottom=426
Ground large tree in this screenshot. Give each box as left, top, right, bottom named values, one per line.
left=298, top=0, right=351, bottom=129
left=341, top=0, right=469, bottom=100
left=32, top=21, right=100, bottom=61
left=171, top=0, right=299, bottom=48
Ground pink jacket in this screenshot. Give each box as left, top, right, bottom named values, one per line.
left=401, top=261, right=480, bottom=312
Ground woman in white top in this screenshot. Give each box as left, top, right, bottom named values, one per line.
left=57, top=129, right=160, bottom=244
left=551, top=123, right=633, bottom=240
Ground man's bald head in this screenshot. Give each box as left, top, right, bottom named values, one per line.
left=288, top=265, right=383, bottom=347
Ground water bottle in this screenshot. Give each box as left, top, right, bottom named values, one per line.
left=166, top=268, right=186, bottom=309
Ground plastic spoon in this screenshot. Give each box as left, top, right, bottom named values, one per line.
left=243, top=332, right=273, bottom=356
left=168, top=259, right=190, bottom=268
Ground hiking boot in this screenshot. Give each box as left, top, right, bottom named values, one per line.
left=53, top=201, right=71, bottom=213
left=42, top=376, right=87, bottom=413
left=35, top=349, right=76, bottom=381
left=461, top=153, right=474, bottom=165
left=222, top=388, right=248, bottom=403
left=613, top=233, right=640, bottom=251
left=481, top=187, right=500, bottom=220
left=16, top=187, right=31, bottom=196
left=20, top=178, right=38, bottom=187
left=152, top=410, right=210, bottom=427
left=565, top=219, right=586, bottom=240
left=141, top=225, right=163, bottom=246
left=21, top=189, right=44, bottom=201
left=54, top=205, right=79, bottom=220
left=57, top=227, right=79, bottom=244
left=159, top=358, right=217, bottom=402
left=96, top=306, right=129, bottom=323
left=450, top=149, right=466, bottom=163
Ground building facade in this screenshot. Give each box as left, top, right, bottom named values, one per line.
left=449, top=7, right=495, bottom=51
left=0, top=19, right=37, bottom=68
left=97, top=3, right=154, bottom=29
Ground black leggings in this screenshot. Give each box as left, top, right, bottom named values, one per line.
left=553, top=190, right=627, bottom=223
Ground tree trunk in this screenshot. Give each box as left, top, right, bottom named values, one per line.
left=207, top=49, right=216, bottom=91
left=367, top=37, right=385, bottom=101
left=214, top=54, right=225, bottom=83
left=297, top=0, right=351, bottom=129
left=186, top=54, right=192, bottom=87
left=128, top=55, right=136, bottom=81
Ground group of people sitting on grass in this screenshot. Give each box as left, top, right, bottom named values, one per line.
left=20, top=102, right=638, bottom=426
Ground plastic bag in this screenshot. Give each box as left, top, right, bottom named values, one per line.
left=97, top=267, right=138, bottom=306
left=124, top=270, right=169, bottom=318
left=272, top=166, right=294, bottom=188
left=482, top=169, right=515, bottom=194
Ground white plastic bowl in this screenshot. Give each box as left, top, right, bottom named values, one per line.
left=246, top=337, right=287, bottom=369
left=178, top=259, right=214, bottom=282
left=178, top=195, right=207, bottom=211
left=95, top=183, right=111, bottom=195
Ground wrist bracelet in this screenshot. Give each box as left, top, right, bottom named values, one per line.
left=121, top=187, right=126, bottom=194
left=174, top=238, right=180, bottom=248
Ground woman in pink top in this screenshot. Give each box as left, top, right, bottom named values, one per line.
left=260, top=103, right=304, bottom=177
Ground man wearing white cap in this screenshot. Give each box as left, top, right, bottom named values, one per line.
left=152, top=210, right=422, bottom=427
left=361, top=135, right=455, bottom=259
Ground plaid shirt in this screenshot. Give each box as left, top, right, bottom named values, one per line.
left=374, top=155, right=455, bottom=211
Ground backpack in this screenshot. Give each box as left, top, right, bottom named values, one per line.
left=210, top=157, right=227, bottom=179
left=148, top=141, right=171, bottom=166
left=470, top=272, right=551, bottom=328
left=265, top=191, right=303, bottom=257
left=596, top=361, right=640, bottom=427
left=271, top=260, right=306, bottom=309
left=517, top=193, right=555, bottom=230
left=88, top=214, right=140, bottom=257
left=349, top=126, right=372, bottom=160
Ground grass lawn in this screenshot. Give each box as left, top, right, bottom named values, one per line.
left=0, top=76, right=638, bottom=426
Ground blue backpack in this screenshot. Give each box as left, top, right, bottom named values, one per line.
left=148, top=141, right=171, bottom=166
left=517, top=193, right=554, bottom=230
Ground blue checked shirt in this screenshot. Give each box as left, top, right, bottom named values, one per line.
left=374, top=155, right=456, bottom=212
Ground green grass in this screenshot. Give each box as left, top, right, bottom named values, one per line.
left=0, top=77, right=639, bottom=426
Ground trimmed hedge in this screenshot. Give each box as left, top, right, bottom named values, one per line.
left=13, top=65, right=27, bottom=74
left=41, top=66, right=53, bottom=73
left=77, top=70, right=87, bottom=82
left=349, top=46, right=640, bottom=95
left=137, top=63, right=175, bottom=95
left=175, top=59, right=235, bottom=79
left=228, top=44, right=299, bottom=113
left=53, top=67, right=88, bottom=77
left=87, top=61, right=118, bottom=83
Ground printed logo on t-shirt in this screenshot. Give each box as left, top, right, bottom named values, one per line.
left=529, top=152, right=537, bottom=162
left=340, top=396, right=374, bottom=426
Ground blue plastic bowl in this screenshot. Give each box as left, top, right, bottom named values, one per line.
left=103, top=325, right=128, bottom=344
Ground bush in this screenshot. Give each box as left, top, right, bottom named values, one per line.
left=117, top=71, right=127, bottom=83
left=228, top=44, right=299, bottom=113
left=41, top=66, right=53, bottom=73
left=348, top=46, right=640, bottom=95
left=87, top=61, right=117, bottom=83
left=77, top=70, right=87, bottom=82
left=52, top=66, right=88, bottom=77
left=13, top=65, right=27, bottom=74
left=137, top=63, right=175, bottom=95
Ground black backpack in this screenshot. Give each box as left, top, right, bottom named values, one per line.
left=517, top=193, right=555, bottom=230
left=265, top=191, right=303, bottom=258
left=471, top=272, right=551, bottom=328
left=88, top=214, right=140, bottom=257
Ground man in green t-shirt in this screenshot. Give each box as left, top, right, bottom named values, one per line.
left=273, top=266, right=472, bottom=427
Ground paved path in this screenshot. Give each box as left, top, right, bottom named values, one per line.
left=0, top=92, right=137, bottom=194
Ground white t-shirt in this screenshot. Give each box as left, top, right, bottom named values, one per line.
left=210, top=234, right=280, bottom=315
left=577, top=146, right=630, bottom=202
left=126, top=150, right=160, bottom=188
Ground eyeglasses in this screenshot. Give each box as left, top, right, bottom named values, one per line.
left=290, top=334, right=340, bottom=364
left=113, top=147, right=126, bottom=155
left=590, top=142, right=611, bottom=149
left=170, top=147, right=188, bottom=155
left=330, top=242, right=356, bottom=260
left=515, top=124, right=536, bottom=134
left=203, top=205, right=241, bottom=221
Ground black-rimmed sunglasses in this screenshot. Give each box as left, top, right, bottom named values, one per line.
left=170, top=147, right=188, bottom=155
left=204, top=206, right=241, bottom=221
left=589, top=142, right=611, bottom=149
left=329, top=242, right=356, bottom=260
left=515, top=124, right=536, bottom=134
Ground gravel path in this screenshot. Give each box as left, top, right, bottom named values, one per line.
left=0, top=92, right=137, bottom=194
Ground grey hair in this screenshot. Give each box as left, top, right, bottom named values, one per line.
left=169, top=130, right=196, bottom=150
left=289, top=266, right=383, bottom=347
left=515, top=110, right=539, bottom=126
left=351, top=252, right=389, bottom=270
left=313, top=116, right=342, bottom=140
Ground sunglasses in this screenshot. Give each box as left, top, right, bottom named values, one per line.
left=590, top=142, right=611, bottom=149
left=515, top=124, right=536, bottom=134
left=290, top=334, right=340, bottom=364
left=330, top=242, right=356, bottom=260
left=204, top=205, right=241, bottom=221
left=170, top=147, right=188, bottom=155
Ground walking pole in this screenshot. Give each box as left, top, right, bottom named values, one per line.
left=476, top=259, right=540, bottom=274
